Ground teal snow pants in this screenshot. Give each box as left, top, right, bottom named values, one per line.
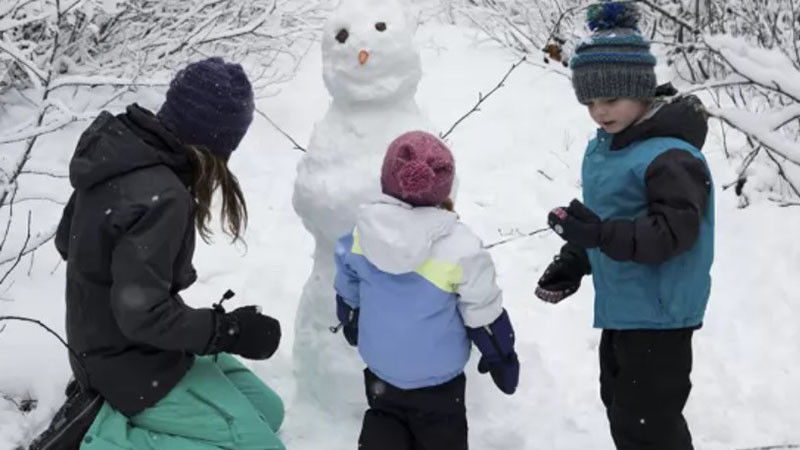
left=79, top=354, right=285, bottom=450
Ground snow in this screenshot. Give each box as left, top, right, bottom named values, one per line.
left=1, top=19, right=799, bottom=450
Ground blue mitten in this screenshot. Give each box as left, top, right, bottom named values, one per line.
left=335, top=295, right=359, bottom=347
left=466, top=309, right=519, bottom=395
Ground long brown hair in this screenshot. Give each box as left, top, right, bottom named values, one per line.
left=187, top=145, right=248, bottom=244
left=440, top=198, right=455, bottom=212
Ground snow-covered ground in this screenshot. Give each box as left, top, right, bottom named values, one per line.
left=1, top=22, right=798, bottom=450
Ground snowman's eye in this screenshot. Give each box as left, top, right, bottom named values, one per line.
left=335, top=29, right=349, bottom=44
left=375, top=22, right=387, bottom=32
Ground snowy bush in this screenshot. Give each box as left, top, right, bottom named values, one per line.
left=445, top=0, right=800, bottom=205
left=0, top=0, right=331, bottom=289
left=649, top=0, right=800, bottom=205
left=436, top=0, right=587, bottom=68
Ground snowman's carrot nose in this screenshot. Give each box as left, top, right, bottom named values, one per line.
left=358, top=50, right=370, bottom=65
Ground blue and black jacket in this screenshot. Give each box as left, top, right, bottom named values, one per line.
left=567, top=95, right=714, bottom=330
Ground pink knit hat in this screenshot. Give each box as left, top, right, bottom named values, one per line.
left=381, top=131, right=455, bottom=207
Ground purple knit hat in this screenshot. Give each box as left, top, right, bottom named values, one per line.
left=157, top=57, right=254, bottom=158
left=381, top=131, right=455, bottom=207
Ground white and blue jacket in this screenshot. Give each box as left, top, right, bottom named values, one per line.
left=334, top=196, right=504, bottom=389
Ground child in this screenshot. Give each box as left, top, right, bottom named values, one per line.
left=31, top=58, right=285, bottom=450
left=536, top=3, right=713, bottom=450
left=333, top=131, right=519, bottom=450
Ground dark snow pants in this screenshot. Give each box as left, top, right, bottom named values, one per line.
left=358, top=368, right=468, bottom=450
left=600, top=328, right=695, bottom=450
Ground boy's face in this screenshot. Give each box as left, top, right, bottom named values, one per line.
left=587, top=98, right=650, bottom=134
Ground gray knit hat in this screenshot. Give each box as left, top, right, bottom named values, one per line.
left=570, top=1, right=657, bottom=104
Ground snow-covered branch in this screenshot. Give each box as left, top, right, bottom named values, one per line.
left=440, top=56, right=527, bottom=141
left=710, top=108, right=800, bottom=166
left=705, top=35, right=800, bottom=104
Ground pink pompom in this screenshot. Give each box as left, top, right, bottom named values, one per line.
left=397, top=160, right=434, bottom=196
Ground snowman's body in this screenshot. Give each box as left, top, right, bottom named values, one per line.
left=292, top=0, right=433, bottom=410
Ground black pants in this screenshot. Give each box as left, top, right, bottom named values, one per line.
left=600, top=329, right=695, bottom=450
left=358, top=368, right=468, bottom=450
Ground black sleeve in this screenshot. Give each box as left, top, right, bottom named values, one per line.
left=109, top=188, right=214, bottom=354
left=559, top=242, right=592, bottom=275
left=598, top=149, right=711, bottom=264
left=55, top=192, right=77, bottom=261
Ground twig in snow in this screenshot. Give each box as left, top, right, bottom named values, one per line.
left=20, top=170, right=68, bottom=179
left=485, top=227, right=550, bottom=249
left=763, top=148, right=800, bottom=199
left=50, top=258, right=62, bottom=276
left=537, top=169, right=554, bottom=181
left=0, top=211, right=32, bottom=286
left=736, top=445, right=800, bottom=450
left=0, top=317, right=72, bottom=353
left=1, top=393, right=20, bottom=409
left=13, top=197, right=67, bottom=206
left=0, top=315, right=90, bottom=387
left=440, top=56, right=527, bottom=141
left=27, top=249, right=34, bottom=276
left=0, top=226, right=56, bottom=267
left=255, top=107, right=307, bottom=152
left=0, top=185, right=18, bottom=254
left=0, top=391, right=36, bottom=413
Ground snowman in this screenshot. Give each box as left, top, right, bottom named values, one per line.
left=292, top=0, right=434, bottom=411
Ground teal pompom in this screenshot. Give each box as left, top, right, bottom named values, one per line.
left=586, top=1, right=641, bottom=31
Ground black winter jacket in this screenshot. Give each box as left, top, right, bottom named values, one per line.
left=56, top=104, right=214, bottom=416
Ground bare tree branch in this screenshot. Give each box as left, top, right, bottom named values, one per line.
left=485, top=227, right=550, bottom=249
left=255, top=107, right=307, bottom=152
left=47, top=76, right=169, bottom=92
left=19, top=170, right=68, bottom=179
left=736, top=445, right=799, bottom=450
left=0, top=210, right=31, bottom=286
left=763, top=148, right=800, bottom=199
left=440, top=56, right=527, bottom=141
left=0, top=316, right=78, bottom=363
left=635, top=0, right=701, bottom=34
left=0, top=226, right=56, bottom=268
left=0, top=184, right=18, bottom=253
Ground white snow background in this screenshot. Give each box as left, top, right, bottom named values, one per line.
left=1, top=18, right=799, bottom=450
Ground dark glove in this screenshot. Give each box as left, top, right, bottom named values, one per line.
left=466, top=310, right=519, bottom=395
left=335, top=295, right=359, bottom=347
left=207, top=306, right=281, bottom=360
left=536, top=253, right=587, bottom=304
left=547, top=199, right=603, bottom=248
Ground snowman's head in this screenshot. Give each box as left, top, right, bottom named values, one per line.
left=322, top=0, right=422, bottom=104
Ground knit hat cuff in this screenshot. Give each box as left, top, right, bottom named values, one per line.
left=572, top=65, right=656, bottom=104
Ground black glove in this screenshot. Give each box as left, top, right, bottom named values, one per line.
left=207, top=306, right=281, bottom=360
left=536, top=256, right=584, bottom=304
left=547, top=199, right=603, bottom=249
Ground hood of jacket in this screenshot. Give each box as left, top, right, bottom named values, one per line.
left=356, top=195, right=458, bottom=275
left=69, top=104, right=193, bottom=190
